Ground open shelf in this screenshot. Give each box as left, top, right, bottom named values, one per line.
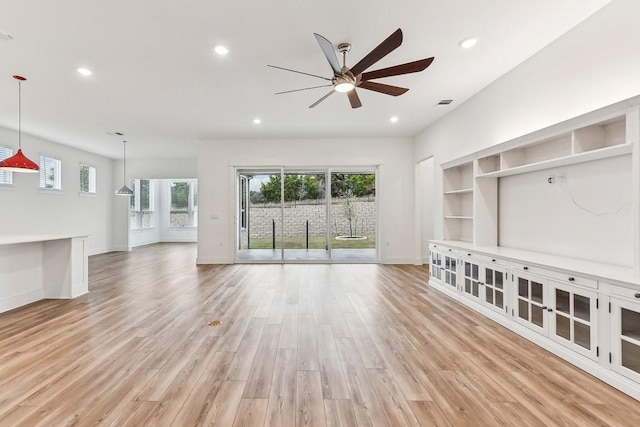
left=476, top=143, right=632, bottom=178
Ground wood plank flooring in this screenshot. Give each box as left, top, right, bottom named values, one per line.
left=0, top=242, right=639, bottom=426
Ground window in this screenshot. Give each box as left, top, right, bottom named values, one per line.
left=39, top=155, right=62, bottom=190
left=79, top=165, right=96, bottom=193
left=130, top=179, right=154, bottom=229
left=0, top=146, right=13, bottom=185
left=170, top=180, right=198, bottom=227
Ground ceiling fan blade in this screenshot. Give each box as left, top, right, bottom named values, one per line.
left=267, top=64, right=331, bottom=81
left=314, top=33, right=342, bottom=75
left=361, top=57, right=434, bottom=81
left=349, top=28, right=403, bottom=76
left=309, top=90, right=336, bottom=108
left=358, top=81, right=408, bottom=96
left=347, top=89, right=362, bottom=109
left=275, top=84, right=333, bottom=95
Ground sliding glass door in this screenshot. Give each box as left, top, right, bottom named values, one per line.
left=236, top=167, right=376, bottom=263
left=283, top=171, right=329, bottom=261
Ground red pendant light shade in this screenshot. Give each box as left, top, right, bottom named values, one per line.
left=0, top=75, right=39, bottom=173
left=0, top=148, right=39, bottom=173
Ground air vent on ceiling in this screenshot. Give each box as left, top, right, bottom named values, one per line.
left=107, top=131, right=124, bottom=136
left=438, top=99, right=453, bottom=105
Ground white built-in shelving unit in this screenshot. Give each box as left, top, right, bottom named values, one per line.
left=430, top=95, right=640, bottom=401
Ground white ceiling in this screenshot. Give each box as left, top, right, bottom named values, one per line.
left=0, top=0, right=612, bottom=160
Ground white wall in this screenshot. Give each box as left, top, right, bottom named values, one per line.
left=197, top=137, right=416, bottom=264
left=414, top=0, right=640, bottom=242
left=499, top=156, right=633, bottom=266
left=416, top=157, right=434, bottom=263
left=0, top=126, right=114, bottom=255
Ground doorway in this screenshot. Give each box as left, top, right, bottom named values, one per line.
left=235, top=167, right=377, bottom=263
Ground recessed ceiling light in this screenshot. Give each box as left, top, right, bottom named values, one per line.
left=389, top=116, right=399, bottom=123
left=253, top=118, right=261, bottom=124
left=214, top=45, right=229, bottom=56
left=458, top=37, right=478, bottom=49
left=0, top=31, right=14, bottom=41
left=77, top=68, right=92, bottom=76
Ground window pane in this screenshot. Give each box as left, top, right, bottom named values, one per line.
left=171, top=182, right=190, bottom=210
left=140, top=179, right=150, bottom=210
left=79, top=165, right=96, bottom=193
left=39, top=156, right=61, bottom=190
left=0, top=146, right=13, bottom=185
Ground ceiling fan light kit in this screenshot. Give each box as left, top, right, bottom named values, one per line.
left=268, top=28, right=434, bottom=109
left=0, top=76, right=40, bottom=173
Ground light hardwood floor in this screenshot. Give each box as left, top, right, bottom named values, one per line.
left=1, top=243, right=639, bottom=426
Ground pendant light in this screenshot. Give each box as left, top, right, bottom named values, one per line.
left=115, top=140, right=133, bottom=196
left=0, top=76, right=39, bottom=173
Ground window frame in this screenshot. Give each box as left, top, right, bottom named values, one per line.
left=0, top=146, right=14, bottom=186
left=39, top=154, right=63, bottom=191
left=130, top=179, right=154, bottom=230
left=79, top=164, right=97, bottom=194
left=169, top=179, right=198, bottom=228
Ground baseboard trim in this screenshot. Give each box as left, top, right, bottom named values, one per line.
left=0, top=289, right=44, bottom=314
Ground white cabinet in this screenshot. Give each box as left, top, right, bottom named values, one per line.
left=512, top=268, right=600, bottom=361
left=482, top=262, right=509, bottom=316
left=610, top=287, right=640, bottom=383
left=549, top=281, right=599, bottom=361
left=429, top=244, right=459, bottom=293
left=513, top=271, right=549, bottom=335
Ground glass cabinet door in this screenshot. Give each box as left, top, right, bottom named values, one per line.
left=430, top=251, right=442, bottom=281
left=463, top=260, right=482, bottom=300
left=514, top=273, right=548, bottom=335
left=549, top=282, right=598, bottom=360
left=444, top=254, right=457, bottom=288
left=484, top=266, right=507, bottom=315
left=611, top=298, right=640, bottom=383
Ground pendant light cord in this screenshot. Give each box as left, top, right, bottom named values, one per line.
left=18, top=79, right=22, bottom=150
left=123, top=141, right=127, bottom=184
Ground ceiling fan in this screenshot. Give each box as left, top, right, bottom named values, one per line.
left=268, top=28, right=434, bottom=109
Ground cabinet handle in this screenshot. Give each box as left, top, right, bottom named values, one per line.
left=547, top=308, right=553, bottom=312
left=492, top=259, right=496, bottom=262
left=568, top=277, right=575, bottom=282
left=467, top=253, right=471, bottom=256
left=542, top=306, right=547, bottom=310
left=448, top=249, right=452, bottom=252
left=523, top=266, right=529, bottom=270
left=635, top=293, right=640, bottom=298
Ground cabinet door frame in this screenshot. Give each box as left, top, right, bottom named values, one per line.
left=512, top=271, right=549, bottom=336
left=442, top=252, right=459, bottom=290
left=610, top=296, right=640, bottom=383
left=429, top=249, right=444, bottom=284
left=549, top=281, right=599, bottom=361
left=461, top=258, right=483, bottom=302
left=481, top=262, right=509, bottom=316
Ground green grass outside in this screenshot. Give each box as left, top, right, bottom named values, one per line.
left=248, top=234, right=376, bottom=249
